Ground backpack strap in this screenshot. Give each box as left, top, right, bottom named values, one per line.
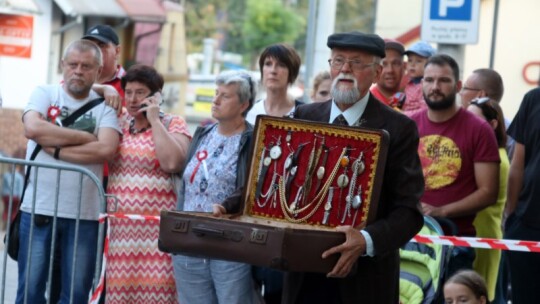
left=19, top=97, right=105, bottom=207
left=61, top=97, right=104, bottom=126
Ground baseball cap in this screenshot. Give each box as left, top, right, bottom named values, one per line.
left=82, top=25, right=119, bottom=45
left=405, top=41, right=436, bottom=58
left=384, top=38, right=405, bottom=55
left=327, top=31, right=386, bottom=58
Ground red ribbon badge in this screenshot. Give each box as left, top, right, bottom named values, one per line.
left=47, top=105, right=61, bottom=124
left=190, top=150, right=208, bottom=183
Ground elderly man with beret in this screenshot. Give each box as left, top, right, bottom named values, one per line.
left=286, top=31, right=424, bottom=304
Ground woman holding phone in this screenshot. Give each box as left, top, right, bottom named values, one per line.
left=105, top=64, right=191, bottom=303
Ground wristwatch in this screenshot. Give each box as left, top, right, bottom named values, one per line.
left=54, top=147, right=61, bottom=160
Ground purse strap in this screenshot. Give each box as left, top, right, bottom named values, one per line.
left=18, top=97, right=105, bottom=205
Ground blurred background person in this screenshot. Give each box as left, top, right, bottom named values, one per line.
left=369, top=38, right=406, bottom=110
left=1, top=148, right=24, bottom=230
left=444, top=270, right=488, bottom=304
left=172, top=70, right=257, bottom=304
left=105, top=64, right=191, bottom=303
left=310, top=70, right=331, bottom=103
left=467, top=97, right=509, bottom=302
left=246, top=43, right=302, bottom=125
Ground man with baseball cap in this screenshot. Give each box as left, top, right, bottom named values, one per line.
left=82, top=24, right=126, bottom=110
left=287, top=31, right=424, bottom=304
left=370, top=38, right=407, bottom=109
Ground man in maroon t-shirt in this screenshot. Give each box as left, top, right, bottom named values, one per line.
left=410, top=54, right=500, bottom=273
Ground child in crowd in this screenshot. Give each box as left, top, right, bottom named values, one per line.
left=403, top=41, right=436, bottom=115
left=444, top=270, right=488, bottom=304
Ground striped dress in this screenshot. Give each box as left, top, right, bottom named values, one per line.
left=105, top=112, right=190, bottom=303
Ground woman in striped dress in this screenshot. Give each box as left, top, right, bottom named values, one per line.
left=106, top=64, right=191, bottom=303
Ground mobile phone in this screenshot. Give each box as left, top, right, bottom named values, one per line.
left=140, top=91, right=158, bottom=118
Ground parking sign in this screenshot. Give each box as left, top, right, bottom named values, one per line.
left=421, top=0, right=480, bottom=44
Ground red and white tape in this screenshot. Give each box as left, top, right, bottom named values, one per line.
left=88, top=213, right=540, bottom=303
left=411, top=234, right=540, bottom=253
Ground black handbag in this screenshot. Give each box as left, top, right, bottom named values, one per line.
left=4, top=97, right=104, bottom=261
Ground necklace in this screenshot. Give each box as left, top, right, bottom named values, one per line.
left=255, top=136, right=282, bottom=208
left=129, top=118, right=150, bottom=135
left=278, top=147, right=347, bottom=224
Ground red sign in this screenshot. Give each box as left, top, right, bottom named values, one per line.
left=0, top=14, right=33, bottom=58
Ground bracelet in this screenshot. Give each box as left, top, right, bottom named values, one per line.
left=54, top=147, right=61, bottom=160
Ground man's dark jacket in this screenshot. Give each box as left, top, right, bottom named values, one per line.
left=283, top=97, right=424, bottom=304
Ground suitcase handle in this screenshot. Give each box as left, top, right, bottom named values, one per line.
left=192, top=225, right=243, bottom=242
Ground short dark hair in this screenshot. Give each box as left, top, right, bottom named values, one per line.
left=258, top=43, right=301, bottom=85
left=121, top=64, right=164, bottom=93
left=473, top=68, right=504, bottom=102
left=425, top=54, right=460, bottom=82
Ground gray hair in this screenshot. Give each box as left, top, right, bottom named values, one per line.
left=216, top=70, right=256, bottom=117
left=62, top=39, right=103, bottom=67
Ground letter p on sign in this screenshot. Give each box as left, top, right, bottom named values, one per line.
left=439, top=0, right=465, bottom=17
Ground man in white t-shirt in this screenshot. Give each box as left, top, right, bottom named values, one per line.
left=16, top=39, right=120, bottom=303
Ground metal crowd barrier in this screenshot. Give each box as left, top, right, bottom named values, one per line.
left=0, top=156, right=107, bottom=304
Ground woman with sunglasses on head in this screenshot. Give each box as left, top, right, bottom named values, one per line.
left=467, top=97, right=509, bottom=302
left=105, top=64, right=191, bottom=303
left=172, top=70, right=258, bottom=304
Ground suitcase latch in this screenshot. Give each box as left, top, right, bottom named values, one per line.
left=250, top=229, right=268, bottom=244
left=173, top=219, right=189, bottom=233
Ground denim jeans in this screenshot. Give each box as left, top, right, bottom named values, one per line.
left=16, top=211, right=99, bottom=304
left=172, top=255, right=255, bottom=304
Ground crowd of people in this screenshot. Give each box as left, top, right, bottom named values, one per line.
left=4, top=23, right=540, bottom=304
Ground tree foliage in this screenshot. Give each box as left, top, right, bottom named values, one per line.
left=243, top=0, right=304, bottom=59
left=182, top=0, right=373, bottom=70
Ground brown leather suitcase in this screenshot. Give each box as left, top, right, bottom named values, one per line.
left=159, top=116, right=389, bottom=273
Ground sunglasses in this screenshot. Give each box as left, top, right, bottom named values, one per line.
left=470, top=97, right=490, bottom=105
left=470, top=97, right=498, bottom=121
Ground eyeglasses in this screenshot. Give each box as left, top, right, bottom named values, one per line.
left=328, top=58, right=376, bottom=72
left=461, top=86, right=482, bottom=92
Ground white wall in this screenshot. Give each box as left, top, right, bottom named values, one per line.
left=462, top=0, right=540, bottom=119
left=0, top=0, right=53, bottom=109
left=375, top=0, right=423, bottom=38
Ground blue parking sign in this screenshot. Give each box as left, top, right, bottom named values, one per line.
left=430, top=0, right=472, bottom=21
left=422, top=0, right=479, bottom=44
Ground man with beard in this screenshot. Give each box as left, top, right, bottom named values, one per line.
left=410, top=54, right=500, bottom=275
left=16, top=39, right=120, bottom=303
left=285, top=31, right=424, bottom=304
left=370, top=38, right=406, bottom=110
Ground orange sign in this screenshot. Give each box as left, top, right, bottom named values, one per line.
left=0, top=14, right=33, bottom=58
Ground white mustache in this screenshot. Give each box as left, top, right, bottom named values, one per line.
left=335, top=73, right=356, bottom=82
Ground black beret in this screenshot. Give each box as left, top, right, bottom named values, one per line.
left=327, top=31, right=386, bottom=58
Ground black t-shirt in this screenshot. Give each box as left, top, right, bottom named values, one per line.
left=507, top=87, right=540, bottom=228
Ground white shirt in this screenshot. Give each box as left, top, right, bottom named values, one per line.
left=328, top=93, right=376, bottom=257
